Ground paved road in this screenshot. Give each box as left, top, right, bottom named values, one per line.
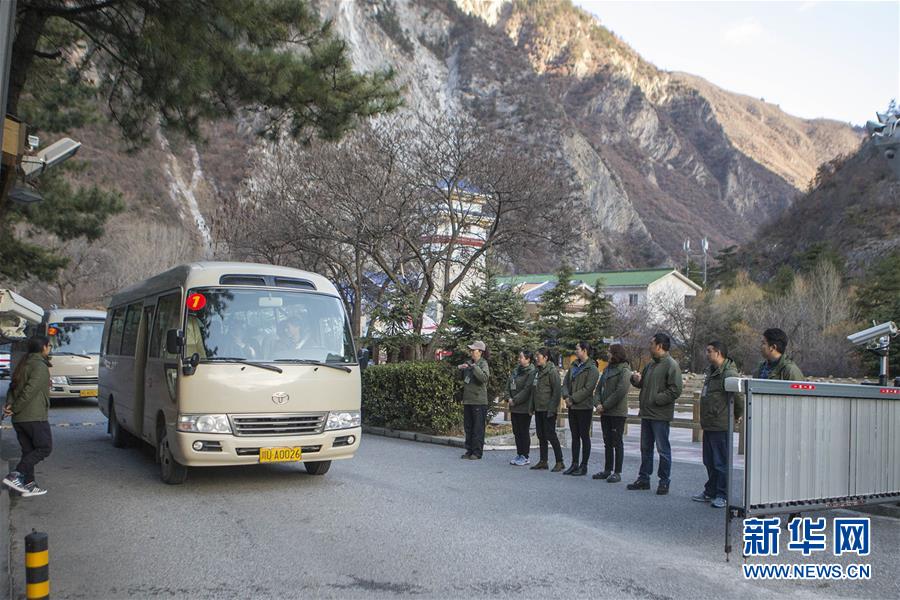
left=2, top=400, right=898, bottom=599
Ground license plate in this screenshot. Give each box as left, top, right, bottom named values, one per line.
left=259, top=447, right=302, bottom=463
left=80, top=389, right=98, bottom=398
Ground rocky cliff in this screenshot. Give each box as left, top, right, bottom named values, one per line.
left=58, top=0, right=865, bottom=277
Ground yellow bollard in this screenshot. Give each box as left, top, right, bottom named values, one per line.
left=25, top=531, right=49, bottom=600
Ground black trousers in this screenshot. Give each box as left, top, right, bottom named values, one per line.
left=600, top=415, right=626, bottom=473
left=510, top=412, right=532, bottom=458
left=569, top=409, right=593, bottom=466
left=13, top=421, right=53, bottom=484
left=534, top=411, right=562, bottom=463
left=463, top=404, right=487, bottom=458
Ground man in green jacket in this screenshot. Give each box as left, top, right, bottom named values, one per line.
left=693, top=341, right=743, bottom=509
left=458, top=341, right=490, bottom=460
left=755, top=328, right=804, bottom=381
left=627, top=333, right=683, bottom=495
left=2, top=336, right=53, bottom=497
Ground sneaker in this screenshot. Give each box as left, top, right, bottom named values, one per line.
left=513, top=455, right=530, bottom=466
left=692, top=492, right=713, bottom=503
left=2, top=472, right=26, bottom=493
left=509, top=455, right=522, bottom=465
left=711, top=497, right=727, bottom=509
left=520, top=456, right=531, bottom=466
left=21, top=482, right=47, bottom=497
left=656, top=483, right=669, bottom=496
left=627, top=479, right=650, bottom=490
left=606, top=473, right=621, bottom=483
left=592, top=471, right=611, bottom=480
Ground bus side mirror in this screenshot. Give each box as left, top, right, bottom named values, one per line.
left=357, top=348, right=370, bottom=371
left=166, top=329, right=184, bottom=355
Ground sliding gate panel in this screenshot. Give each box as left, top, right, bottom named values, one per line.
left=731, top=379, right=900, bottom=515
left=849, top=397, right=900, bottom=497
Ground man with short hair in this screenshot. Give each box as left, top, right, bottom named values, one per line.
left=627, top=333, right=683, bottom=496
left=756, top=328, right=804, bottom=381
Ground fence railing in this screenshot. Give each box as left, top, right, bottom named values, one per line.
left=496, top=387, right=745, bottom=455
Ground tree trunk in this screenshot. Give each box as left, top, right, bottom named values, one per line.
left=0, top=8, right=48, bottom=219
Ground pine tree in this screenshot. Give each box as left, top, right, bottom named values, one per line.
left=570, top=279, right=613, bottom=352
left=536, top=264, right=577, bottom=360
left=443, top=273, right=537, bottom=406
left=856, top=250, right=900, bottom=376
left=2, top=1, right=400, bottom=282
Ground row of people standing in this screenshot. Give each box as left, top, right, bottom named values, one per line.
left=460, top=327, right=804, bottom=506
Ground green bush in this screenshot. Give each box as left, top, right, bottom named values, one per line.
left=362, top=361, right=462, bottom=434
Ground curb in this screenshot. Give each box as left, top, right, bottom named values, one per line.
left=361, top=425, right=567, bottom=451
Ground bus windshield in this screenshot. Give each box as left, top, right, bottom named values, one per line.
left=51, top=322, right=104, bottom=355
left=184, top=288, right=355, bottom=364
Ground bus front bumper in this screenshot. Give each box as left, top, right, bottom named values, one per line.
left=171, top=427, right=361, bottom=466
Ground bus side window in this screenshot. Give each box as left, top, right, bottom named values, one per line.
left=150, top=292, right=182, bottom=360
left=107, top=308, right=126, bottom=356
left=120, top=303, right=143, bottom=357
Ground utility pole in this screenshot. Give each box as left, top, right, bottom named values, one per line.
left=0, top=0, right=17, bottom=153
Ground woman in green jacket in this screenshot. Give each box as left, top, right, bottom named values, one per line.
left=458, top=341, right=490, bottom=460
left=529, top=348, right=565, bottom=472
left=562, top=341, right=600, bottom=476
left=508, top=350, right=536, bottom=466
left=2, top=335, right=52, bottom=497
left=593, top=343, right=630, bottom=483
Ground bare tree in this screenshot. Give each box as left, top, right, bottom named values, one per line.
left=222, top=111, right=574, bottom=357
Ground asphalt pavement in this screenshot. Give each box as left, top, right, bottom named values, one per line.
left=1, top=398, right=898, bottom=599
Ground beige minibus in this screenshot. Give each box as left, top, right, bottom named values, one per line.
left=17, top=309, right=106, bottom=399
left=99, top=262, right=362, bottom=484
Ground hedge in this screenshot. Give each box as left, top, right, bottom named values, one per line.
left=362, top=361, right=463, bottom=434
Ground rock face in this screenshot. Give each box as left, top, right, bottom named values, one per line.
left=310, top=0, right=862, bottom=270
left=65, top=0, right=864, bottom=273
left=743, top=141, right=900, bottom=277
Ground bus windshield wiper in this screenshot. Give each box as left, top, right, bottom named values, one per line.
left=273, top=359, right=352, bottom=373
left=203, top=357, right=283, bottom=374
left=52, top=351, right=92, bottom=359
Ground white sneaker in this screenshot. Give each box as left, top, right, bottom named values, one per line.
left=509, top=455, right=522, bottom=465
left=21, top=482, right=47, bottom=497
left=518, top=456, right=531, bottom=466
left=2, top=472, right=27, bottom=493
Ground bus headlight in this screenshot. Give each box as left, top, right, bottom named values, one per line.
left=325, top=411, right=361, bottom=431
left=51, top=376, right=68, bottom=385
left=177, top=414, right=232, bottom=434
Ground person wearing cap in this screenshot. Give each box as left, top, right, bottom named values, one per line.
left=458, top=341, right=490, bottom=460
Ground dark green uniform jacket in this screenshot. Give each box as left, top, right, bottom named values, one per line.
left=8, top=353, right=51, bottom=423
left=594, top=362, right=631, bottom=418
left=700, top=358, right=744, bottom=431
left=461, top=357, right=490, bottom=405
left=508, top=364, right=536, bottom=414
left=754, top=354, right=804, bottom=381
left=531, top=362, right=561, bottom=414
left=633, top=354, right=683, bottom=422
left=562, top=359, right=600, bottom=411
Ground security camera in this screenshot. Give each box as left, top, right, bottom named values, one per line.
left=0, top=289, right=45, bottom=341
left=847, top=321, right=897, bottom=347
left=20, top=137, right=81, bottom=181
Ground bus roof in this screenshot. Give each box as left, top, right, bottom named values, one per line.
left=46, top=309, right=107, bottom=323
left=108, top=262, right=341, bottom=308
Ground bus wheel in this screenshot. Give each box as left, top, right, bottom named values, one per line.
left=110, top=404, right=129, bottom=449
left=304, top=461, right=331, bottom=476
left=157, top=425, right=188, bottom=485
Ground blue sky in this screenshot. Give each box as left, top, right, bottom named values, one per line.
left=573, top=1, right=900, bottom=125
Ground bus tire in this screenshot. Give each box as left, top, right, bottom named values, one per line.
left=304, top=461, right=331, bottom=476
left=109, top=404, right=129, bottom=448
left=157, top=424, right=188, bottom=485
